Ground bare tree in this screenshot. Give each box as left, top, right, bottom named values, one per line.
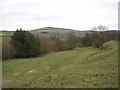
left=97, top=25, right=108, bottom=31
left=91, top=25, right=109, bottom=50
left=91, top=25, right=108, bottom=31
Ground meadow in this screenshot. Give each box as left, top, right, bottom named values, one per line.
left=0, top=61, right=1, bottom=88
left=2, top=41, right=118, bottom=88
left=0, top=36, right=2, bottom=59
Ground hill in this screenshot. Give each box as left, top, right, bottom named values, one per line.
left=0, top=31, right=14, bottom=36
left=2, top=41, right=118, bottom=88
left=30, top=27, right=89, bottom=37
left=0, top=27, right=91, bottom=37
left=1, top=28, right=119, bottom=38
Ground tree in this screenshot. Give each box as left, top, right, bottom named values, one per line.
left=91, top=25, right=108, bottom=31
left=50, top=34, right=62, bottom=51
left=67, top=32, right=77, bottom=49
left=90, top=32, right=101, bottom=48
left=91, top=25, right=109, bottom=50
left=11, top=29, right=41, bottom=58
left=81, top=33, right=92, bottom=47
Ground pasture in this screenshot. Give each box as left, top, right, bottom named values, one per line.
left=2, top=41, right=118, bottom=88
left=0, top=61, right=1, bottom=88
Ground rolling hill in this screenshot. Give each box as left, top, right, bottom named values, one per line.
left=30, top=27, right=90, bottom=37
left=2, top=41, right=118, bottom=88
left=0, top=27, right=91, bottom=37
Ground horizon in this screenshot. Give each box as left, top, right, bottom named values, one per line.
left=0, top=26, right=119, bottom=32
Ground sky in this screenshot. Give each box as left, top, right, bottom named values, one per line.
left=0, top=0, right=119, bottom=31
left=118, top=1, right=120, bottom=30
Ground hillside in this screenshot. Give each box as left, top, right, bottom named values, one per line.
left=30, top=27, right=89, bottom=37
left=0, top=37, right=1, bottom=88
left=0, top=28, right=118, bottom=38
left=2, top=41, right=118, bottom=88
left=0, top=37, right=2, bottom=60
left=0, top=31, right=14, bottom=36
left=0, top=27, right=90, bottom=37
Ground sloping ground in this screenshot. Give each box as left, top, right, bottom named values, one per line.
left=0, top=61, right=2, bottom=89
left=2, top=41, right=118, bottom=88
left=0, top=37, right=2, bottom=60
left=0, top=37, right=2, bottom=88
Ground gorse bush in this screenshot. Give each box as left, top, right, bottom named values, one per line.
left=11, top=29, right=41, bottom=58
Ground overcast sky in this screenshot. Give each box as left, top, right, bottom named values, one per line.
left=0, top=0, right=119, bottom=31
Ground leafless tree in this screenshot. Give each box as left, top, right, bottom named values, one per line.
left=91, top=25, right=108, bottom=31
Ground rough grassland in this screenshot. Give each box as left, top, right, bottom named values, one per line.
left=0, top=60, right=1, bottom=88
left=0, top=36, right=2, bottom=59
left=2, top=41, right=118, bottom=88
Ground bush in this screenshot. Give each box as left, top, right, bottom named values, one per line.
left=2, top=36, right=15, bottom=60
left=11, top=29, right=41, bottom=58
left=40, top=37, right=57, bottom=54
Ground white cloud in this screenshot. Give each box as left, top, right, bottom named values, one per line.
left=0, top=0, right=119, bottom=30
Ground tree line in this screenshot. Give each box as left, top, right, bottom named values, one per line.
left=2, top=25, right=119, bottom=60
left=81, top=25, right=119, bottom=50
left=81, top=30, right=119, bottom=50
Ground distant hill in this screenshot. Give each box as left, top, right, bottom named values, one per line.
left=0, top=31, right=14, bottom=36
left=1, top=27, right=118, bottom=37
left=30, top=27, right=90, bottom=37
left=0, top=27, right=90, bottom=37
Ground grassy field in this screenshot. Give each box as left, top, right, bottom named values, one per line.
left=2, top=41, right=118, bottom=88
left=0, top=36, right=2, bottom=59
left=0, top=37, right=2, bottom=88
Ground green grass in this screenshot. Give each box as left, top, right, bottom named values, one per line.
left=0, top=37, right=2, bottom=88
left=2, top=41, right=118, bottom=88
left=0, top=37, right=2, bottom=59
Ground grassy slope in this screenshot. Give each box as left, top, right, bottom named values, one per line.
left=0, top=37, right=2, bottom=60
left=0, top=37, right=2, bottom=88
left=2, top=41, right=118, bottom=88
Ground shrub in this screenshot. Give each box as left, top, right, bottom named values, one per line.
left=2, top=36, right=15, bottom=60
left=11, top=29, right=41, bottom=58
